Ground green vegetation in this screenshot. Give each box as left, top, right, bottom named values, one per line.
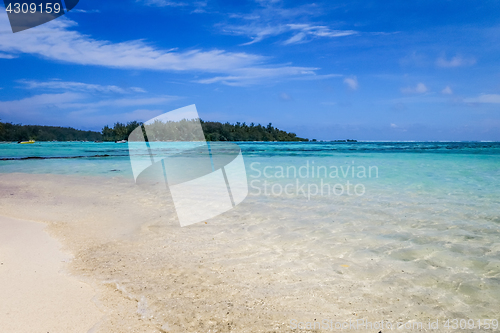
left=102, top=121, right=142, bottom=142
left=0, top=120, right=102, bottom=142
left=200, top=120, right=307, bottom=142
left=0, top=119, right=312, bottom=142
left=105, top=119, right=309, bottom=142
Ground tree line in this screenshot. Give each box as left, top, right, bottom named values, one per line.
left=0, top=119, right=311, bottom=142
left=103, top=119, right=309, bottom=142
left=0, top=121, right=102, bottom=142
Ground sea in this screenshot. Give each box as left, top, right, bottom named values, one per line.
left=1, top=141, right=499, bottom=332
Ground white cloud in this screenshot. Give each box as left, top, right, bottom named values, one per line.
left=130, top=87, right=148, bottom=93
left=441, top=86, right=453, bottom=95
left=0, top=53, right=17, bottom=59
left=136, top=0, right=207, bottom=13
left=401, top=83, right=428, bottom=94
left=235, top=25, right=287, bottom=45
left=343, top=76, right=358, bottom=90
left=256, top=0, right=282, bottom=5
left=436, top=55, right=476, bottom=68
left=0, top=15, right=319, bottom=85
left=0, top=93, right=85, bottom=116
left=390, top=123, right=398, bottom=128
left=283, top=32, right=307, bottom=45
left=0, top=93, right=175, bottom=112
left=225, top=23, right=357, bottom=45
left=138, top=0, right=188, bottom=7
left=288, top=24, right=356, bottom=38
left=0, top=92, right=179, bottom=127
left=195, top=66, right=317, bottom=86
left=464, top=94, right=500, bottom=104
left=0, top=17, right=258, bottom=72
left=61, top=96, right=178, bottom=109
left=71, top=9, right=101, bottom=13
left=290, top=73, right=342, bottom=81
left=18, top=80, right=146, bottom=94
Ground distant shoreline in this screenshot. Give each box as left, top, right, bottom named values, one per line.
left=1, top=120, right=315, bottom=142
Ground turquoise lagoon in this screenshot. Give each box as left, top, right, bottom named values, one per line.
left=1, top=141, right=499, bottom=324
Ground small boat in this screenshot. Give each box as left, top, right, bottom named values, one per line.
left=18, top=140, right=36, bottom=144
left=115, top=140, right=127, bottom=143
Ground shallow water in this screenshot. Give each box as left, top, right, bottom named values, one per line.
left=0, top=142, right=499, bottom=332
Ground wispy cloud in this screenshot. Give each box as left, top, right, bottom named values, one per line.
left=219, top=1, right=356, bottom=45
left=0, top=93, right=85, bottom=116
left=279, top=92, right=292, bottom=101
left=71, top=9, right=101, bottom=13
left=231, top=25, right=286, bottom=45
left=441, top=86, right=453, bottom=95
left=136, top=0, right=208, bottom=13
left=1, top=77, right=177, bottom=127
left=401, top=83, right=428, bottom=94
left=283, top=32, right=306, bottom=45
left=0, top=15, right=321, bottom=85
left=61, top=96, right=178, bottom=109
left=464, top=94, right=500, bottom=104
left=0, top=52, right=17, bottom=59
left=0, top=91, right=179, bottom=127
left=18, top=79, right=146, bottom=93
left=284, top=24, right=356, bottom=45
left=137, top=0, right=188, bottom=7
left=436, top=55, right=476, bottom=68
left=223, top=23, right=357, bottom=46
left=288, top=23, right=356, bottom=38
left=195, top=66, right=318, bottom=86
left=343, top=76, right=358, bottom=90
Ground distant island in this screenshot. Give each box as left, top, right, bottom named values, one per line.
left=103, top=120, right=308, bottom=142
left=0, top=121, right=102, bottom=142
left=0, top=119, right=356, bottom=142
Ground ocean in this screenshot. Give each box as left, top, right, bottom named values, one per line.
left=1, top=141, right=499, bottom=332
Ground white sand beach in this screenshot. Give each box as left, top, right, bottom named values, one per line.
left=0, top=215, right=102, bottom=333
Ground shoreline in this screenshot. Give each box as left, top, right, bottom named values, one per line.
left=0, top=215, right=103, bottom=333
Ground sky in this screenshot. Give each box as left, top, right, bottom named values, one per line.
left=0, top=0, right=499, bottom=141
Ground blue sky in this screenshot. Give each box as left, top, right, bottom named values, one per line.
left=0, top=0, right=499, bottom=140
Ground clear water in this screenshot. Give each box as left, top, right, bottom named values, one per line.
left=1, top=141, right=499, bottom=331
left=1, top=141, right=499, bottom=200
